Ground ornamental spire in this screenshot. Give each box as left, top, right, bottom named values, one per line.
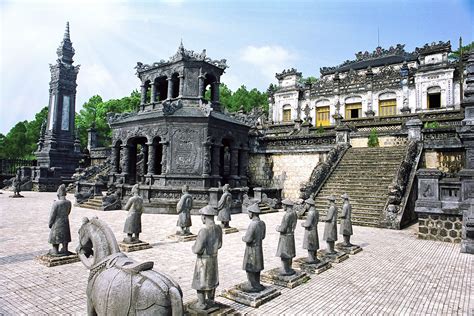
left=64, top=21, right=70, bottom=41
left=56, top=21, right=75, bottom=65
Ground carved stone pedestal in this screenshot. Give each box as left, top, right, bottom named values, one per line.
left=9, top=194, right=24, bottom=198
left=168, top=233, right=197, bottom=242
left=36, top=252, right=79, bottom=267
left=118, top=241, right=152, bottom=252
left=317, top=250, right=349, bottom=263
left=261, top=267, right=310, bottom=289
left=222, top=227, right=239, bottom=235
left=222, top=283, right=281, bottom=307
left=335, top=243, right=363, bottom=255
left=294, top=257, right=332, bottom=274
left=185, top=300, right=234, bottom=315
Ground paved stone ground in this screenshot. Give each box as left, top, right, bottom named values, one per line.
left=0, top=191, right=472, bottom=315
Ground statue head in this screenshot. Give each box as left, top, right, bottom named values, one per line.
left=223, top=184, right=230, bottom=192
left=199, top=205, right=217, bottom=224
left=182, top=184, right=189, bottom=194
left=281, top=198, right=294, bottom=211
left=131, top=184, right=139, bottom=195
left=57, top=184, right=66, bottom=199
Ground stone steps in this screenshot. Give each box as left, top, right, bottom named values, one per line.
left=79, top=196, right=103, bottom=210
left=313, top=146, right=407, bottom=228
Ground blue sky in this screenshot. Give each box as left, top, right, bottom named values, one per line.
left=0, top=0, right=472, bottom=134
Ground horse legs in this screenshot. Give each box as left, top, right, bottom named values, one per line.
left=169, top=286, right=183, bottom=316
left=87, top=298, right=97, bottom=316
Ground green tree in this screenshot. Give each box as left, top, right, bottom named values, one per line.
left=367, top=128, right=379, bottom=147
left=449, top=41, right=474, bottom=61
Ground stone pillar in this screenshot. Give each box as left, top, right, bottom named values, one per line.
left=406, top=118, right=423, bottom=141
left=111, top=146, right=119, bottom=173
left=230, top=147, right=239, bottom=175
left=211, top=144, right=221, bottom=177
left=178, top=74, right=184, bottom=97
left=335, top=124, right=351, bottom=144
left=238, top=147, right=249, bottom=180
left=365, top=67, right=375, bottom=117
left=415, top=168, right=442, bottom=213
left=202, top=139, right=212, bottom=176
left=400, top=63, right=411, bottom=114
left=147, top=142, right=155, bottom=175
left=121, top=145, right=130, bottom=175
left=141, top=144, right=148, bottom=176
left=160, top=140, right=168, bottom=174
left=87, top=126, right=98, bottom=151
left=212, top=82, right=220, bottom=102
left=167, top=78, right=173, bottom=100
left=198, top=73, right=205, bottom=99
left=150, top=82, right=156, bottom=103
left=140, top=84, right=147, bottom=105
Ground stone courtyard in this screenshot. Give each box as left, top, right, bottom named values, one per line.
left=0, top=191, right=472, bottom=315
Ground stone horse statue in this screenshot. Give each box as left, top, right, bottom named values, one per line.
left=77, top=217, right=183, bottom=316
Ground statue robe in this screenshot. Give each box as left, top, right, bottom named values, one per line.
left=340, top=201, right=353, bottom=236
left=48, top=199, right=72, bottom=244
left=323, top=204, right=338, bottom=242
left=302, top=206, right=319, bottom=251
left=192, top=223, right=223, bottom=291
left=176, top=193, right=193, bottom=228
left=217, top=192, right=232, bottom=222
left=275, top=209, right=297, bottom=259
left=123, top=195, right=143, bottom=234
left=242, top=218, right=266, bottom=272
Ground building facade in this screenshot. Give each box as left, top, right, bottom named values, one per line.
left=269, top=41, right=463, bottom=126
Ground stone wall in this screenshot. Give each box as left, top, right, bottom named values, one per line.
left=423, top=150, right=465, bottom=173
left=417, top=213, right=463, bottom=243
left=248, top=153, right=324, bottom=200
left=350, top=135, right=409, bottom=148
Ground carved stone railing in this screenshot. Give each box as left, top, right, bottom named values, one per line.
left=422, top=127, right=462, bottom=149
left=381, top=141, right=423, bottom=229
left=255, top=132, right=336, bottom=154
left=299, top=143, right=350, bottom=200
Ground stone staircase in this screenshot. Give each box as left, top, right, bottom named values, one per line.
left=78, top=196, right=103, bottom=210
left=314, top=146, right=407, bottom=227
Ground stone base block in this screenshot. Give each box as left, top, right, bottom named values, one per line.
left=222, top=227, right=239, bottom=235
left=461, top=240, right=474, bottom=254
left=168, top=234, right=198, bottom=242
left=335, top=243, right=363, bottom=255
left=293, top=257, right=332, bottom=274
left=35, top=253, right=80, bottom=267
left=317, top=249, right=349, bottom=263
left=221, top=283, right=281, bottom=307
left=118, top=241, right=152, bottom=252
left=9, top=194, right=24, bottom=198
left=261, top=267, right=310, bottom=289
left=185, top=300, right=234, bottom=315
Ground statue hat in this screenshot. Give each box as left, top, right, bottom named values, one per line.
left=305, top=198, right=315, bottom=205
left=281, top=198, right=294, bottom=206
left=247, top=203, right=261, bottom=214
left=327, top=195, right=336, bottom=201
left=199, top=205, right=218, bottom=216
left=341, top=193, right=349, bottom=200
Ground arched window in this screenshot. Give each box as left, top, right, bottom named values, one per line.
left=427, top=86, right=441, bottom=109
left=315, top=99, right=330, bottom=127
left=282, top=104, right=292, bottom=122
left=203, top=74, right=217, bottom=102
left=154, top=76, right=168, bottom=102
left=170, top=73, right=180, bottom=99
left=378, top=92, right=397, bottom=117
left=344, top=96, right=362, bottom=119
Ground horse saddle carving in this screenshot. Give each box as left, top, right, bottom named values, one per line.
left=109, top=256, right=154, bottom=274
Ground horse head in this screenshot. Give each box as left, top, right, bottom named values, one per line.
left=77, top=217, right=121, bottom=269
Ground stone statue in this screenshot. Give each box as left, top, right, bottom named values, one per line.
left=11, top=172, right=23, bottom=197
left=176, top=185, right=193, bottom=235
left=191, top=205, right=223, bottom=311
left=102, top=184, right=121, bottom=211
left=75, top=187, right=94, bottom=204
left=301, top=198, right=320, bottom=263
left=323, top=195, right=338, bottom=253
left=275, top=199, right=297, bottom=276
left=77, top=217, right=183, bottom=316
left=241, top=203, right=266, bottom=292
left=48, top=184, right=72, bottom=256
left=217, top=184, right=232, bottom=228
left=339, top=193, right=353, bottom=246
left=123, top=184, right=143, bottom=244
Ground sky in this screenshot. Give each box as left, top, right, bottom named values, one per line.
left=0, top=0, right=472, bottom=134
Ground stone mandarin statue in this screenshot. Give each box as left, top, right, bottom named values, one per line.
left=217, top=183, right=232, bottom=228
left=176, top=184, right=193, bottom=235
left=191, top=205, right=223, bottom=311
left=301, top=198, right=320, bottom=263
left=339, top=193, right=354, bottom=246
left=276, top=199, right=297, bottom=276
left=323, top=195, right=338, bottom=253
left=242, top=203, right=266, bottom=292
left=123, top=184, right=143, bottom=244
left=48, top=184, right=72, bottom=256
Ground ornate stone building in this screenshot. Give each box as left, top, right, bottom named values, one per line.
left=106, top=44, right=250, bottom=212
left=269, top=41, right=462, bottom=126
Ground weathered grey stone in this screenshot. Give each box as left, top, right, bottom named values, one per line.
left=221, top=283, right=281, bottom=307
left=122, top=184, right=144, bottom=244
left=322, top=195, right=338, bottom=253
left=275, top=199, right=297, bottom=276
left=217, top=184, right=232, bottom=228
left=294, top=257, right=332, bottom=274
left=48, top=184, right=73, bottom=256
left=301, top=198, right=320, bottom=263
left=9, top=173, right=24, bottom=198
left=101, top=184, right=121, bottom=211
left=317, top=249, right=349, bottom=263
left=339, top=193, right=356, bottom=248
left=77, top=217, right=183, bottom=315
left=191, top=205, right=223, bottom=312
left=261, top=267, right=310, bottom=289
left=176, top=184, right=193, bottom=235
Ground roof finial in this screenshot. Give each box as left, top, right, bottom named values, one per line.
left=64, top=21, right=70, bottom=41
left=179, top=39, right=184, bottom=51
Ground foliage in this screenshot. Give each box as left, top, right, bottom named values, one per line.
left=367, top=128, right=379, bottom=147
left=449, top=41, right=474, bottom=61
left=0, top=107, right=48, bottom=159
left=424, top=121, right=441, bottom=129
left=300, top=76, right=318, bottom=85
left=75, top=91, right=140, bottom=147
left=317, top=124, right=325, bottom=134
left=204, top=83, right=269, bottom=113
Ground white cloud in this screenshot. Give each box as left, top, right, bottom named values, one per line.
left=240, top=45, right=297, bottom=82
